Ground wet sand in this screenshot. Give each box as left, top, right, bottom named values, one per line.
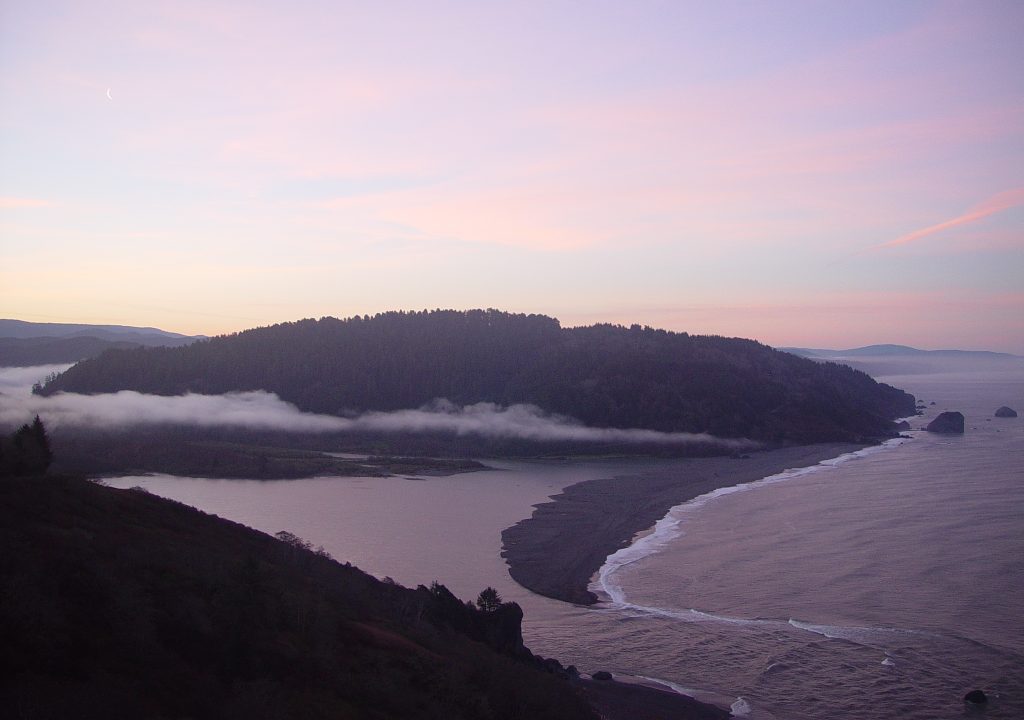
left=576, top=676, right=731, bottom=720
left=501, top=443, right=863, bottom=605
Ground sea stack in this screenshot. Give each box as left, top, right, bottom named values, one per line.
left=994, top=406, right=1018, bottom=418
left=926, top=411, right=965, bottom=434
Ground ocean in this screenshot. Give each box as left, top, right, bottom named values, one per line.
left=96, top=365, right=1023, bottom=719
left=572, top=366, right=1024, bottom=719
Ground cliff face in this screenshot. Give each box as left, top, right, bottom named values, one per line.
left=0, top=475, right=597, bottom=720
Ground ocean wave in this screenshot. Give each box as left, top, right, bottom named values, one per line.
left=636, top=675, right=703, bottom=699
left=592, top=438, right=909, bottom=605
left=637, top=675, right=762, bottom=719
left=787, top=618, right=922, bottom=646
left=609, top=600, right=925, bottom=654
left=615, top=600, right=927, bottom=657
left=606, top=601, right=785, bottom=627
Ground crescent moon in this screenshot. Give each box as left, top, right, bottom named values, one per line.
left=106, top=88, right=113, bottom=100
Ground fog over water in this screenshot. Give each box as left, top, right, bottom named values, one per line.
left=0, top=365, right=751, bottom=448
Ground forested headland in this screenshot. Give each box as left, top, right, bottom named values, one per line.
left=38, top=310, right=915, bottom=446
left=39, top=309, right=917, bottom=444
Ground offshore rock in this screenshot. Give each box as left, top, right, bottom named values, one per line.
left=995, top=406, right=1018, bottom=418
left=926, top=411, right=965, bottom=434
left=964, top=689, right=988, bottom=705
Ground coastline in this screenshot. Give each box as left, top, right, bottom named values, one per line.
left=574, top=675, right=731, bottom=720
left=501, top=443, right=865, bottom=605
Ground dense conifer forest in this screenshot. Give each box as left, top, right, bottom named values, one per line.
left=39, top=310, right=915, bottom=444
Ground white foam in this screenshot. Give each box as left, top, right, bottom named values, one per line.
left=637, top=675, right=703, bottom=700
left=881, top=657, right=896, bottom=666
left=604, top=601, right=785, bottom=628
left=731, top=696, right=753, bottom=716
left=606, top=606, right=924, bottom=654
left=637, top=676, right=746, bottom=718
left=787, top=618, right=922, bottom=646
left=593, top=438, right=908, bottom=605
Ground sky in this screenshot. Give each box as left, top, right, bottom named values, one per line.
left=1, top=1, right=1022, bottom=352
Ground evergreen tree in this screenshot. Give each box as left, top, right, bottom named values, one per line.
left=476, top=587, right=502, bottom=612
left=0, top=416, right=53, bottom=477
left=31, top=416, right=53, bottom=470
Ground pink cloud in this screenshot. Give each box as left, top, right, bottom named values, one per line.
left=316, top=183, right=608, bottom=251
left=560, top=290, right=1024, bottom=353
left=875, top=187, right=1024, bottom=250
left=0, top=197, right=52, bottom=209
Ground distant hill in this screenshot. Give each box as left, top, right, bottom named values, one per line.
left=0, top=319, right=197, bottom=342
left=39, top=310, right=915, bottom=445
left=0, top=319, right=202, bottom=366
left=780, top=344, right=1019, bottom=360
left=779, top=344, right=1023, bottom=378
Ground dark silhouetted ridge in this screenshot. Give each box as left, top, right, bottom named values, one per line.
left=40, top=310, right=915, bottom=444
left=0, top=474, right=601, bottom=719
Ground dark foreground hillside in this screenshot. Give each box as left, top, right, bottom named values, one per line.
left=0, top=476, right=727, bottom=720
left=40, top=309, right=915, bottom=445
left=0, top=475, right=600, bottom=719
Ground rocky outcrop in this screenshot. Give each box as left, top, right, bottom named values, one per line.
left=417, top=583, right=531, bottom=660
left=995, top=406, right=1018, bottom=418
left=926, top=412, right=965, bottom=434
left=963, top=689, right=988, bottom=705
left=484, top=602, right=529, bottom=657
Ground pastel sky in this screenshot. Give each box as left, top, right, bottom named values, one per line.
left=2, top=1, right=1022, bottom=352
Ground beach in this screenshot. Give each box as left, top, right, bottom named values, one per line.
left=574, top=676, right=731, bottom=720
left=101, top=420, right=1024, bottom=719
left=501, top=443, right=865, bottom=605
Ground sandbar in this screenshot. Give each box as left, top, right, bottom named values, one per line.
left=501, top=443, right=864, bottom=605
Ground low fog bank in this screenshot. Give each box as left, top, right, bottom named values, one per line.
left=0, top=366, right=754, bottom=450
left=0, top=364, right=73, bottom=392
